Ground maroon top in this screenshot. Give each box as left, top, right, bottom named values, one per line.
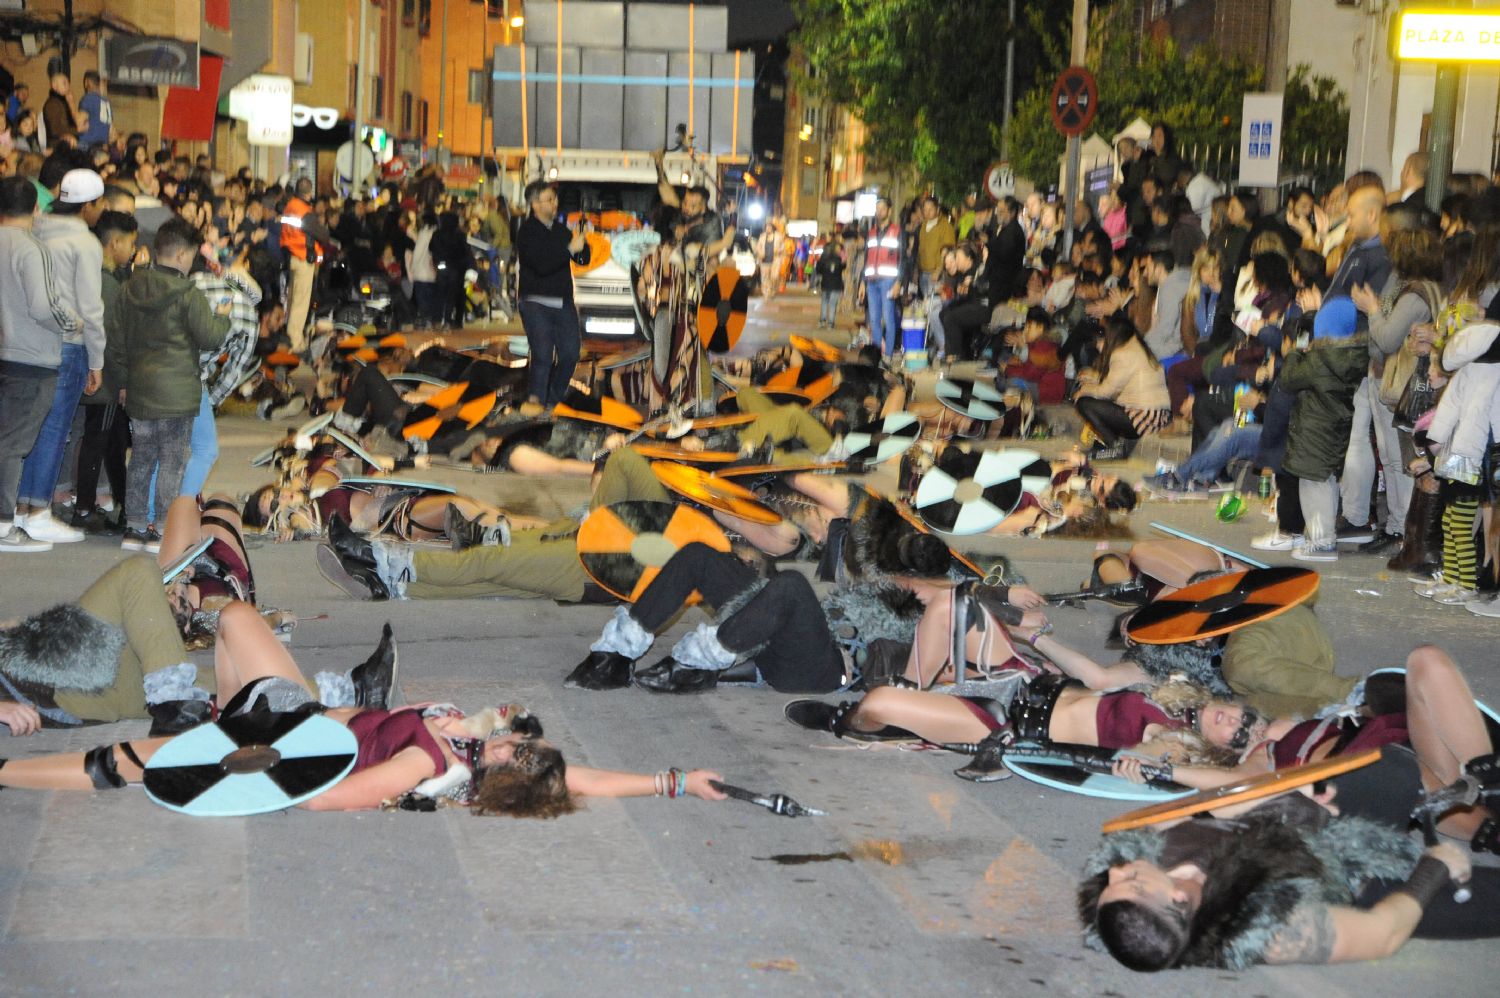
left=315, top=485, right=356, bottom=525
left=347, top=709, right=448, bottom=775
left=192, top=537, right=252, bottom=602
left=1094, top=691, right=1181, bottom=749
left=1271, top=713, right=1410, bottom=769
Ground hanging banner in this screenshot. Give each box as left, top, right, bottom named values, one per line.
left=1238, top=92, right=1284, bottom=189
left=228, top=75, right=295, bottom=146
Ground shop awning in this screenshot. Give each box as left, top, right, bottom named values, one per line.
left=161, top=54, right=224, bottom=142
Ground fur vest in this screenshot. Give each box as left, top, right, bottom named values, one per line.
left=1077, top=803, right=1420, bottom=970
left=1124, top=641, right=1232, bottom=697
left=0, top=603, right=124, bottom=694
left=820, top=581, right=924, bottom=648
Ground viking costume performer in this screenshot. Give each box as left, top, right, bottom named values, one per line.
left=0, top=603, right=729, bottom=816
left=243, top=442, right=540, bottom=547
left=566, top=495, right=1046, bottom=694
left=1078, top=748, right=1498, bottom=971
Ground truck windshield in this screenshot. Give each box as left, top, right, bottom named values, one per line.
left=556, top=181, right=659, bottom=220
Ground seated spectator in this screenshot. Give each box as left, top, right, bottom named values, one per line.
left=1073, top=315, right=1171, bottom=460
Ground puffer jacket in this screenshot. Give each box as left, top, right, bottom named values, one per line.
left=1279, top=332, right=1369, bottom=481
left=104, top=264, right=230, bottom=420
left=1428, top=322, right=1500, bottom=472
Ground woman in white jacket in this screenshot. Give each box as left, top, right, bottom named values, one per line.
left=1422, top=320, right=1500, bottom=603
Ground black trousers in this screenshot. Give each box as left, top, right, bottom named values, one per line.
left=631, top=543, right=845, bottom=693
left=940, top=300, right=991, bottom=361
left=1075, top=396, right=1140, bottom=448
left=76, top=402, right=129, bottom=512
left=343, top=365, right=405, bottom=432
left=1336, top=747, right=1500, bottom=940
left=1275, top=471, right=1305, bottom=534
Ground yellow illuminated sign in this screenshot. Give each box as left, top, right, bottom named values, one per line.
left=1396, top=11, right=1500, bottom=62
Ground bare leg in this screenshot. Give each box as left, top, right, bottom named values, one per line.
left=1404, top=644, right=1495, bottom=837
left=212, top=601, right=314, bottom=703
left=880, top=382, right=908, bottom=418
left=158, top=494, right=206, bottom=568
left=901, top=587, right=1023, bottom=687
left=0, top=738, right=169, bottom=790
left=507, top=446, right=594, bottom=477
left=849, top=686, right=992, bottom=743
left=786, top=472, right=852, bottom=518
left=714, top=512, right=801, bottom=555
left=407, top=495, right=545, bottom=537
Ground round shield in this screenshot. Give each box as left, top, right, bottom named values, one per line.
left=553, top=391, right=645, bottom=430
left=645, top=412, right=758, bottom=437
left=401, top=381, right=498, bottom=441
left=698, top=266, right=750, bottom=353
left=764, top=362, right=838, bottom=406
left=577, top=500, right=731, bottom=602
left=719, top=461, right=842, bottom=478
left=263, top=350, right=302, bottom=371
left=913, top=449, right=1038, bottom=534
left=934, top=378, right=1005, bottom=421
left=631, top=442, right=741, bottom=464
left=789, top=335, right=843, bottom=363
left=1125, top=567, right=1320, bottom=645
left=144, top=712, right=358, bottom=817
left=570, top=231, right=614, bottom=276
left=841, top=412, right=920, bottom=465
left=650, top=461, right=783, bottom=525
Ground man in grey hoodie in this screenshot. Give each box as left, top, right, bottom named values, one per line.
left=19, top=167, right=106, bottom=544
left=0, top=177, right=82, bottom=552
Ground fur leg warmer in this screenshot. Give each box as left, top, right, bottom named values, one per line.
left=314, top=671, right=356, bottom=708
left=142, top=663, right=212, bottom=705
left=590, top=606, right=654, bottom=659
left=371, top=541, right=415, bottom=600
left=670, top=623, right=740, bottom=671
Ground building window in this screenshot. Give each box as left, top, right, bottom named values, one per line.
left=419, top=0, right=432, bottom=37
left=401, top=91, right=413, bottom=134
left=468, top=69, right=487, bottom=105
left=373, top=76, right=385, bottom=118
left=419, top=99, right=429, bottom=140
left=402, top=0, right=417, bottom=25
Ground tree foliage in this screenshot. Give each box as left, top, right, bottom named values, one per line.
left=790, top=0, right=1083, bottom=198
left=1004, top=5, right=1349, bottom=190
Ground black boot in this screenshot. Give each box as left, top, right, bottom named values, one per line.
left=350, top=622, right=398, bottom=708
left=635, top=658, right=720, bottom=694
left=1388, top=486, right=1442, bottom=575
left=147, top=699, right=215, bottom=736
left=563, top=651, right=634, bottom=691
left=445, top=503, right=509, bottom=552
left=317, top=516, right=389, bottom=600
left=954, top=728, right=1015, bottom=782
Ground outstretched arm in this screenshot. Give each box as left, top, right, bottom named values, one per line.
left=302, top=745, right=437, bottom=811
left=565, top=765, right=727, bottom=801
left=1020, top=630, right=1150, bottom=690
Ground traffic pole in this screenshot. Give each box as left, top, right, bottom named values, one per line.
left=1061, top=0, right=1088, bottom=260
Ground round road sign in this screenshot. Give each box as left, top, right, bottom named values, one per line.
left=1050, top=66, right=1098, bottom=137
left=983, top=161, right=1015, bottom=201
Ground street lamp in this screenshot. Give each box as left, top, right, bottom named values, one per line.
left=747, top=201, right=765, bottom=220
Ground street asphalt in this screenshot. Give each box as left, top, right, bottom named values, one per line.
left=1, top=289, right=1496, bottom=997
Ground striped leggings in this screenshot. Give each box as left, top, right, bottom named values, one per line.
left=1440, top=486, right=1481, bottom=589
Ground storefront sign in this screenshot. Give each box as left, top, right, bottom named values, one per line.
left=228, top=75, right=294, bottom=146
left=102, top=34, right=199, bottom=88
left=1395, top=11, right=1500, bottom=62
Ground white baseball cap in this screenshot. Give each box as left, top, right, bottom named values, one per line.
left=59, top=169, right=105, bottom=204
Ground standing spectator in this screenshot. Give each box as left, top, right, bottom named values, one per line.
left=915, top=196, right=956, bottom=297
left=514, top=180, right=590, bottom=410
left=278, top=176, right=338, bottom=354
left=77, top=71, right=111, bottom=149
left=19, top=169, right=106, bottom=544
left=1313, top=184, right=1391, bottom=320
left=815, top=236, right=845, bottom=329
left=431, top=210, right=471, bottom=329
left=1142, top=123, right=1184, bottom=192
left=178, top=265, right=261, bottom=497
left=1268, top=297, right=1368, bottom=563
left=1398, top=151, right=1429, bottom=207
left=989, top=196, right=1027, bottom=301
left=1098, top=188, right=1129, bottom=250
left=40, top=70, right=77, bottom=148
left=0, top=177, right=81, bottom=552
left=407, top=210, right=439, bottom=326
left=106, top=218, right=231, bottom=552
left=6, top=82, right=28, bottom=127
left=72, top=209, right=135, bottom=533
left=862, top=198, right=903, bottom=355
left=1116, top=137, right=1148, bottom=213
left=11, top=111, right=39, bottom=156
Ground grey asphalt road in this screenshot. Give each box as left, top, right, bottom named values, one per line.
left=1, top=290, right=1495, bottom=997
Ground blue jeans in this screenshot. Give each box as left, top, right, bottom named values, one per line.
left=150, top=391, right=216, bottom=507
left=520, top=300, right=582, bottom=405
left=865, top=277, right=898, bottom=354
left=17, top=342, right=87, bottom=507
left=819, top=289, right=840, bottom=325
left=1178, top=418, right=1262, bottom=484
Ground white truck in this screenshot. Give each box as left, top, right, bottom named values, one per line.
left=498, top=148, right=723, bottom=341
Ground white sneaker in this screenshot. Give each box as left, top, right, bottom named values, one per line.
left=18, top=510, right=84, bottom=543
left=1465, top=596, right=1500, bottom=617
left=0, top=523, right=52, bottom=552
left=1292, top=539, right=1337, bottom=562
left=1416, top=581, right=1459, bottom=599
left=1435, top=587, right=1482, bottom=606
left=1408, top=570, right=1443, bottom=586
left=1251, top=530, right=1302, bottom=551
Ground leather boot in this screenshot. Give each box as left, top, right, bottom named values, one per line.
left=147, top=699, right=215, bottom=736
left=563, top=651, right=634, bottom=691
left=1388, top=486, right=1442, bottom=575
left=350, top=622, right=398, bottom=709
left=954, top=728, right=1015, bottom=782
left=318, top=516, right=389, bottom=600
left=635, top=658, right=720, bottom=694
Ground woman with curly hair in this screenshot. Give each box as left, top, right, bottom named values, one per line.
left=0, top=602, right=729, bottom=815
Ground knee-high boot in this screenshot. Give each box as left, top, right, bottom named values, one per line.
left=1388, top=484, right=1443, bottom=574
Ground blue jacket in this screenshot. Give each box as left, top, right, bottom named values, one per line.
left=1326, top=236, right=1391, bottom=331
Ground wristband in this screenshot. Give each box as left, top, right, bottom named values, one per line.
left=1394, top=855, right=1451, bottom=909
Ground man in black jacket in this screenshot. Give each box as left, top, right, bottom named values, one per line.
left=515, top=180, right=590, bottom=408
left=989, top=197, right=1026, bottom=302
